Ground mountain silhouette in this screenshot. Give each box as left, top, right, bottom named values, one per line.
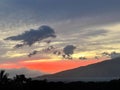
left=37, top=57, right=120, bottom=81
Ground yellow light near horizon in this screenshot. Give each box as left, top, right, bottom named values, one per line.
left=72, top=52, right=96, bottom=59
left=22, top=59, right=62, bottom=63
left=103, top=23, right=120, bottom=31
left=9, top=53, right=27, bottom=58
left=4, top=52, right=27, bottom=58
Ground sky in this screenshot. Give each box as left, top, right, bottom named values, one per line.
left=0, top=0, right=120, bottom=77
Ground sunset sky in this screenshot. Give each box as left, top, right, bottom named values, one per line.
left=0, top=0, right=120, bottom=77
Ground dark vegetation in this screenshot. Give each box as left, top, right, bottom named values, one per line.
left=0, top=70, right=120, bottom=90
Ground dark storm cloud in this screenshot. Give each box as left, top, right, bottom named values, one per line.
left=5, top=25, right=56, bottom=47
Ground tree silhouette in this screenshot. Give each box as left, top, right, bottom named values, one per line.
left=0, top=70, right=9, bottom=84
left=14, top=74, right=27, bottom=84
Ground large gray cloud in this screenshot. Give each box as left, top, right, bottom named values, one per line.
left=5, top=25, right=56, bottom=47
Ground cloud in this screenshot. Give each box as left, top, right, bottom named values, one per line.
left=0, top=0, right=120, bottom=27
left=28, top=50, right=38, bottom=57
left=110, top=52, right=120, bottom=59
left=5, top=25, right=56, bottom=47
left=1, top=0, right=120, bottom=21
left=84, top=29, right=108, bottom=37
left=101, top=51, right=120, bottom=59
left=5, top=68, right=44, bottom=78
left=1, top=0, right=120, bottom=62
left=63, top=45, right=76, bottom=59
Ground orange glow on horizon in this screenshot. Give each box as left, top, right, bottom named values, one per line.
left=21, top=59, right=106, bottom=73
left=0, top=58, right=107, bottom=74
left=0, top=63, right=21, bottom=69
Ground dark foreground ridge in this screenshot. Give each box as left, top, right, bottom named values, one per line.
left=0, top=70, right=120, bottom=90
left=0, top=78, right=120, bottom=90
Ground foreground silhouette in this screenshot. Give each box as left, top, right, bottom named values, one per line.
left=0, top=70, right=120, bottom=90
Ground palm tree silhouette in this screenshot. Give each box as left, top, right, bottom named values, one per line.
left=0, top=70, right=9, bottom=84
